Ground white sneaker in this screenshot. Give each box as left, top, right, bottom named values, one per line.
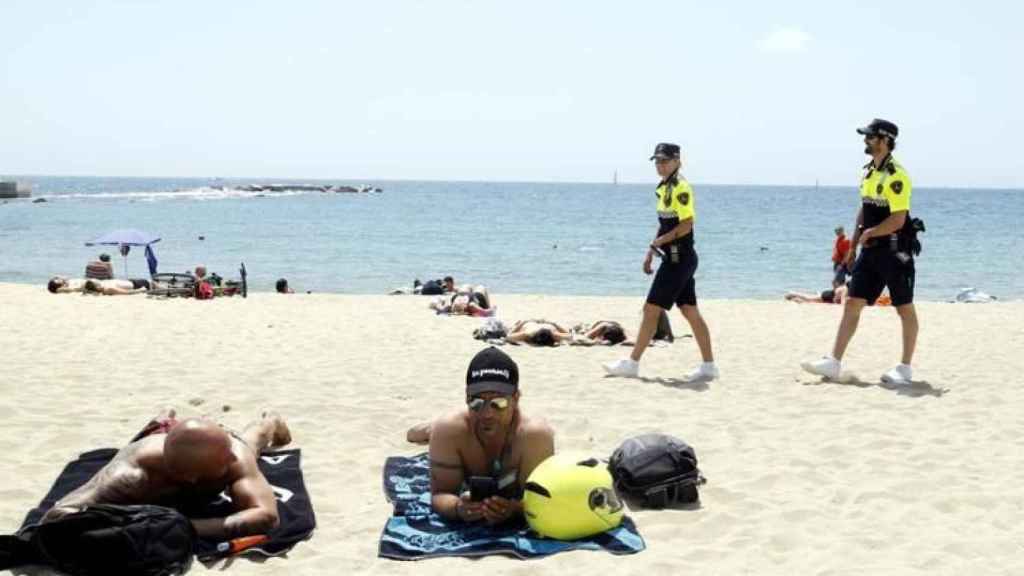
left=881, top=364, right=913, bottom=386
left=684, top=362, right=719, bottom=383
left=801, top=356, right=841, bottom=380
left=603, top=358, right=639, bottom=377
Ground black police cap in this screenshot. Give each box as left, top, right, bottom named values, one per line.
left=856, top=119, right=899, bottom=139
left=650, top=142, right=681, bottom=160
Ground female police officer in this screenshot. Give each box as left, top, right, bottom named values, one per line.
left=603, top=143, right=718, bottom=382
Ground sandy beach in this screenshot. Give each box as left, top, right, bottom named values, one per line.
left=1, top=283, right=1022, bottom=575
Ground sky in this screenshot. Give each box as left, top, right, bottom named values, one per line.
left=2, top=1, right=1023, bottom=187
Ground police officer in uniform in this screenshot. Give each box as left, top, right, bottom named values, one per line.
left=802, top=119, right=919, bottom=385
left=604, top=143, right=718, bottom=382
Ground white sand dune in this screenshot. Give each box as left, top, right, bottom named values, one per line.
left=1, top=283, right=1022, bottom=575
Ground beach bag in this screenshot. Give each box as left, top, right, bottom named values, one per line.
left=473, top=318, right=508, bottom=341
left=1, top=504, right=195, bottom=576
left=608, top=434, right=705, bottom=509
left=195, top=281, right=215, bottom=300
left=653, top=310, right=674, bottom=342
left=420, top=279, right=445, bottom=295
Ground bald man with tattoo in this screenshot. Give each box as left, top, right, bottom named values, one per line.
left=42, top=409, right=292, bottom=539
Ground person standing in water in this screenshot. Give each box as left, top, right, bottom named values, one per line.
left=603, top=143, right=718, bottom=382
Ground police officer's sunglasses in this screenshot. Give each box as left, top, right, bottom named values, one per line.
left=467, top=396, right=511, bottom=412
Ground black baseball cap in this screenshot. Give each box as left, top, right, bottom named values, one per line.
left=650, top=142, right=681, bottom=160
left=856, top=119, right=899, bottom=139
left=466, top=347, right=519, bottom=396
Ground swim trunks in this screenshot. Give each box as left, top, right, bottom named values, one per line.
left=130, top=416, right=180, bottom=442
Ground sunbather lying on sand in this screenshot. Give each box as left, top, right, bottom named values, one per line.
left=506, top=319, right=573, bottom=346
left=785, top=284, right=849, bottom=304
left=82, top=279, right=150, bottom=295
left=42, top=409, right=292, bottom=539
left=572, top=320, right=630, bottom=345
left=47, top=276, right=86, bottom=293
left=430, top=285, right=493, bottom=316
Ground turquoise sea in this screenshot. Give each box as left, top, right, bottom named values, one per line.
left=1, top=176, right=1021, bottom=300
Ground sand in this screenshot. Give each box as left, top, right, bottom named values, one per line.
left=1, top=283, right=1022, bottom=575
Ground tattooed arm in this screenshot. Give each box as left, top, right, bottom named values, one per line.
left=43, top=446, right=147, bottom=522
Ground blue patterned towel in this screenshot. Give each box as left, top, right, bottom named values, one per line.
left=379, top=453, right=645, bottom=560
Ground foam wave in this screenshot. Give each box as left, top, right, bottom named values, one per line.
left=48, top=186, right=320, bottom=202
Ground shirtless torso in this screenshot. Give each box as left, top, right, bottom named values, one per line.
left=428, top=407, right=554, bottom=523
left=45, top=412, right=290, bottom=539
left=506, top=319, right=571, bottom=345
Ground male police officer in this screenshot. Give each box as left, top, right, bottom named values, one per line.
left=802, top=119, right=919, bottom=385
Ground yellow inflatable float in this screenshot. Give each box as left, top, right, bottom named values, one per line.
left=523, top=454, right=624, bottom=540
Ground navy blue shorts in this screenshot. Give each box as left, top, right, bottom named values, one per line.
left=832, top=263, right=849, bottom=287
left=848, top=248, right=915, bottom=306
left=646, top=250, right=698, bottom=310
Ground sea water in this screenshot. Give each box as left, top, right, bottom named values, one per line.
left=1, top=176, right=1021, bottom=300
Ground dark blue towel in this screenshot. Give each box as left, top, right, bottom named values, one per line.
left=379, top=453, right=645, bottom=560
left=20, top=448, right=315, bottom=561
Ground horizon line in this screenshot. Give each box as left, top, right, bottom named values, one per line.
left=3, top=172, right=1023, bottom=192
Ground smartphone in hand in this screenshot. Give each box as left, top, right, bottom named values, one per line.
left=469, top=476, right=499, bottom=501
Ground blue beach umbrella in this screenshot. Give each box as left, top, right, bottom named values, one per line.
left=85, top=228, right=161, bottom=276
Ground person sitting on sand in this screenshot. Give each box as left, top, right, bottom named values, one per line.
left=405, top=347, right=554, bottom=524
left=276, top=278, right=294, bottom=294
left=42, top=409, right=292, bottom=539
left=47, top=276, right=87, bottom=294
left=85, top=253, right=114, bottom=280
left=506, top=319, right=573, bottom=346
left=82, top=279, right=150, bottom=295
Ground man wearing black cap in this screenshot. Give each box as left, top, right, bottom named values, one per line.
left=802, top=119, right=919, bottom=385
left=421, top=347, right=554, bottom=524
left=603, top=142, right=718, bottom=382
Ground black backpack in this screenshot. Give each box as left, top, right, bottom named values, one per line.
left=0, top=504, right=196, bottom=576
left=653, top=310, right=674, bottom=342
left=420, top=279, right=445, bottom=295
left=608, top=434, right=705, bottom=509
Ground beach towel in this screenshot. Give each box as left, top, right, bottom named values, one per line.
left=378, top=453, right=645, bottom=560
left=953, top=287, right=998, bottom=303
left=473, top=318, right=508, bottom=341
left=20, top=448, right=315, bottom=561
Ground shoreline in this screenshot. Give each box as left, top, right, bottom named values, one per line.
left=1, top=282, right=1016, bottom=303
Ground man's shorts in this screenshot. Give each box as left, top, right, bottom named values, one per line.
left=646, top=250, right=699, bottom=310
left=832, top=264, right=849, bottom=287
left=848, top=248, right=915, bottom=306
left=130, top=416, right=180, bottom=443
